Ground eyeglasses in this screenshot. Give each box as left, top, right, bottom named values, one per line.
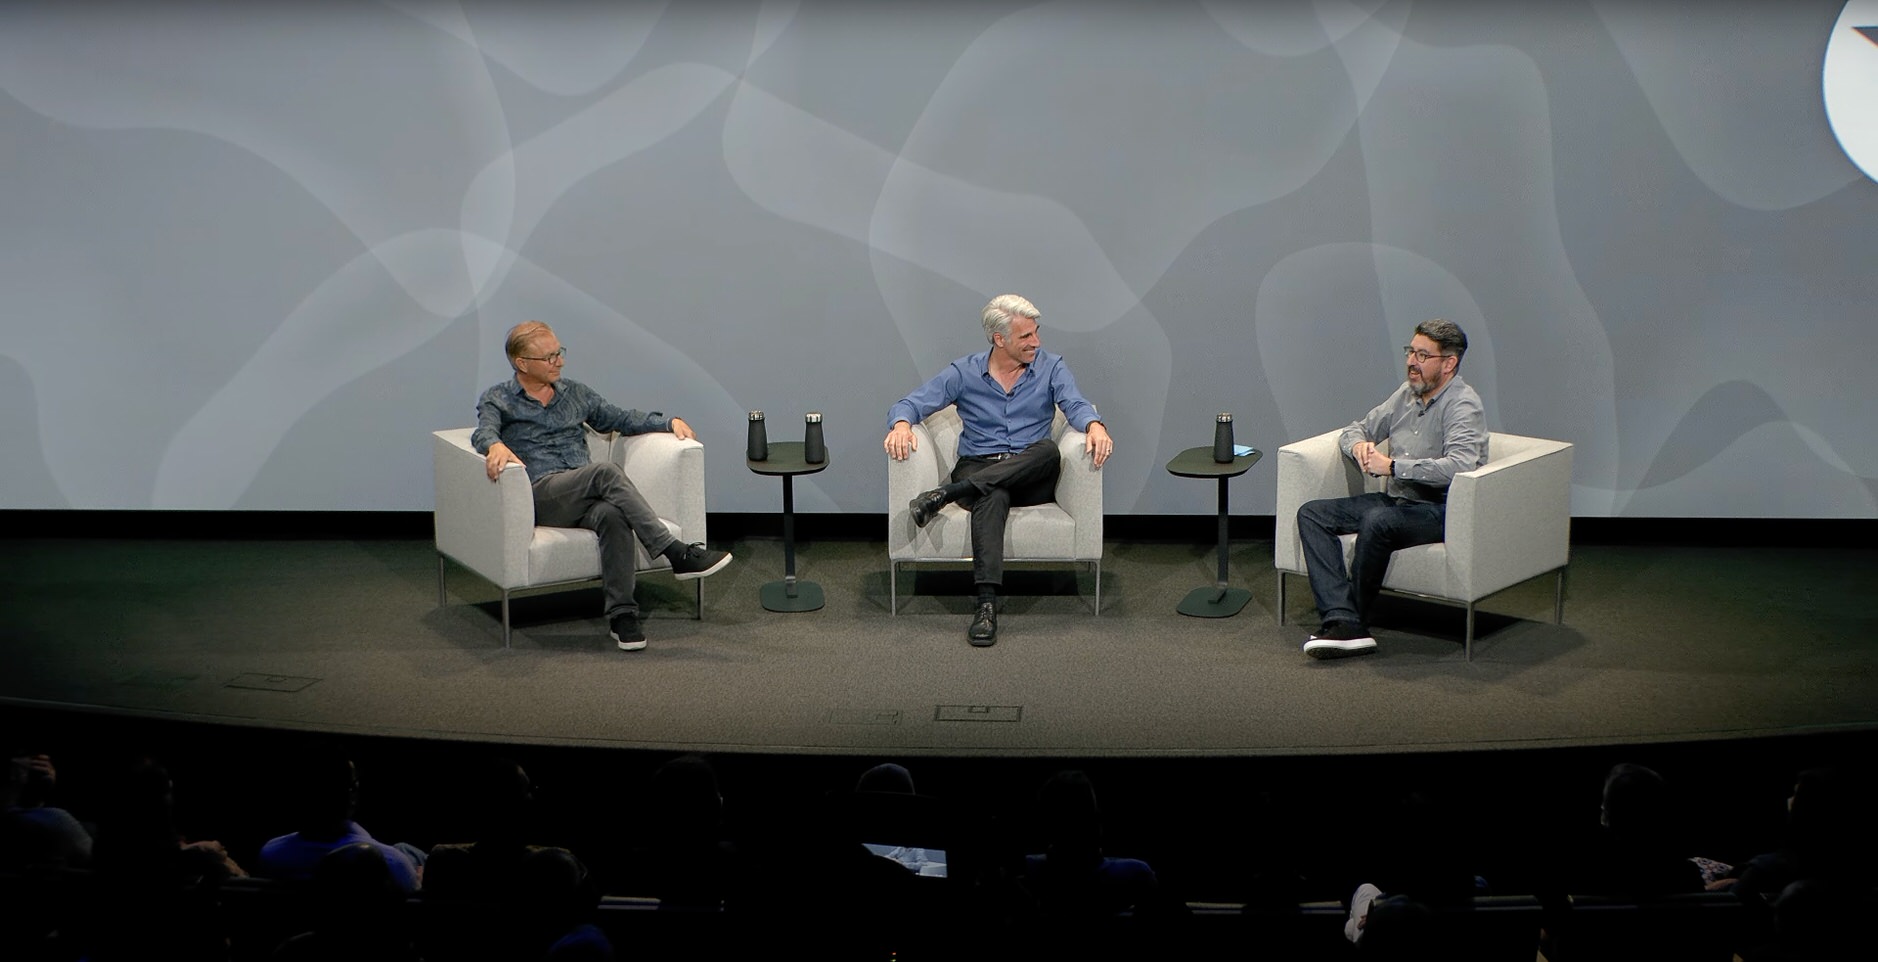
left=1402, top=347, right=1450, bottom=364
left=518, top=347, right=567, bottom=363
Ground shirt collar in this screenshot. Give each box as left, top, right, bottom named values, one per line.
left=978, top=349, right=1039, bottom=380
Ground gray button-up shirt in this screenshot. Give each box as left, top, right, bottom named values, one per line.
left=1339, top=375, right=1487, bottom=503
left=472, top=376, right=670, bottom=480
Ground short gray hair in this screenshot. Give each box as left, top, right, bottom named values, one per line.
left=982, top=294, right=1040, bottom=345
left=1414, top=318, right=1468, bottom=364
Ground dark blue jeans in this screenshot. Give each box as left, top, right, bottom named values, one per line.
left=1297, top=493, right=1446, bottom=629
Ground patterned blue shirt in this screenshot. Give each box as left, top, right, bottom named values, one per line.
left=887, top=348, right=1101, bottom=456
left=472, top=376, right=670, bottom=480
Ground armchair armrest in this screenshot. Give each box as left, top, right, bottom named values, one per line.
left=887, top=422, right=947, bottom=555
left=1443, top=437, right=1572, bottom=600
left=617, top=432, right=707, bottom=550
left=1274, top=429, right=1363, bottom=572
left=432, top=429, right=535, bottom=586
left=1053, top=427, right=1104, bottom=558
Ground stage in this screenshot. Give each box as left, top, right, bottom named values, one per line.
left=5, top=527, right=1873, bottom=759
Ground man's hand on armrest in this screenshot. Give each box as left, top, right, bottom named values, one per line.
left=884, top=421, right=917, bottom=461
left=669, top=417, right=696, bottom=440
left=1084, top=421, right=1113, bottom=468
left=484, top=442, right=524, bottom=481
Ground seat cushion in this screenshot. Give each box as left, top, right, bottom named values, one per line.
left=1333, top=534, right=1458, bottom=600
left=899, top=503, right=1079, bottom=561
left=526, top=519, right=682, bottom=587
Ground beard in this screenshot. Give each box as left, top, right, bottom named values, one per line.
left=1408, top=368, right=1441, bottom=397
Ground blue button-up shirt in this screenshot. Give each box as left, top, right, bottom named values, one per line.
left=472, top=376, right=670, bottom=480
left=887, top=348, right=1101, bottom=456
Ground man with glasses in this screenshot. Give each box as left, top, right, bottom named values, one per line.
left=1296, top=319, right=1486, bottom=659
left=473, top=321, right=730, bottom=651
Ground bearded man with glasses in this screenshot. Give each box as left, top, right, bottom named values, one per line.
left=1296, top=319, right=1487, bottom=659
left=472, top=321, right=731, bottom=651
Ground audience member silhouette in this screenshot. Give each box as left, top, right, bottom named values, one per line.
left=1021, top=769, right=1169, bottom=919
left=420, top=756, right=590, bottom=961
left=617, top=753, right=740, bottom=909
left=257, top=745, right=422, bottom=893
left=84, top=754, right=245, bottom=960
left=1737, top=877, right=1867, bottom=962
left=271, top=842, right=418, bottom=962
left=1340, top=791, right=1480, bottom=947
left=3, top=750, right=92, bottom=872
left=1725, top=767, right=1873, bottom=904
left=1570, top=763, right=1704, bottom=899
left=423, top=755, right=578, bottom=900
left=519, top=846, right=615, bottom=962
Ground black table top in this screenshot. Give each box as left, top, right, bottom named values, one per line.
left=747, top=440, right=831, bottom=477
left=1164, top=445, right=1262, bottom=479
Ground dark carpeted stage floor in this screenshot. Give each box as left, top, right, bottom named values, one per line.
left=4, top=525, right=1874, bottom=758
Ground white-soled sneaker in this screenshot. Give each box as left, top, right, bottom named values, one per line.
left=1303, top=621, right=1377, bottom=659
left=610, top=614, right=647, bottom=651
left=668, top=543, right=732, bottom=580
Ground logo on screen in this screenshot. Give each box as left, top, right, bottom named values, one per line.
left=1825, top=1, right=1878, bottom=182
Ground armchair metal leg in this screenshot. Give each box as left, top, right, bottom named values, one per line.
left=1464, top=603, right=1476, bottom=662
left=1093, top=560, right=1101, bottom=615
left=1277, top=571, right=1287, bottom=625
left=1554, top=568, right=1567, bottom=624
left=890, top=562, right=899, bottom=616
left=436, top=554, right=446, bottom=607
left=501, top=590, right=512, bottom=649
left=694, top=579, right=703, bottom=620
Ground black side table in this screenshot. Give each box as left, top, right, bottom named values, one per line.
left=1165, top=445, right=1263, bottom=617
left=748, top=441, right=828, bottom=612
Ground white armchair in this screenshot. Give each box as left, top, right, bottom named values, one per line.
left=432, top=427, right=708, bottom=646
left=1274, top=430, right=1572, bottom=660
left=886, top=406, right=1103, bottom=614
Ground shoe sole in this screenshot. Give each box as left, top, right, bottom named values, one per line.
left=968, top=634, right=996, bottom=647
left=1303, top=638, right=1377, bottom=659
left=672, top=552, right=732, bottom=581
left=610, top=632, right=647, bottom=652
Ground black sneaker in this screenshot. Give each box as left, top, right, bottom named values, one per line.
left=669, top=543, right=732, bottom=580
left=610, top=614, right=647, bottom=652
left=1302, top=621, right=1377, bottom=659
left=968, top=601, right=997, bottom=647
left=910, top=488, right=947, bottom=528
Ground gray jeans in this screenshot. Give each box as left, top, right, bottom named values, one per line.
left=532, top=462, right=675, bottom=620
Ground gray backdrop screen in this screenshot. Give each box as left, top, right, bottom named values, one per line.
left=3, top=1, right=1873, bottom=517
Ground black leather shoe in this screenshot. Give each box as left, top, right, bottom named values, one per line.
left=910, top=488, right=946, bottom=528
left=968, top=601, right=997, bottom=646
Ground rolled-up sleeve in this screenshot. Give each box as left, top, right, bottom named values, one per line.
left=1338, top=391, right=1400, bottom=459
left=888, top=366, right=963, bottom=428
left=575, top=382, right=669, bottom=435
left=471, top=385, right=507, bottom=454
left=1049, top=359, right=1101, bottom=431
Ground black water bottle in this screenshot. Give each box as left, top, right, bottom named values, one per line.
left=1213, top=412, right=1234, bottom=463
left=803, top=412, right=826, bottom=464
left=747, top=411, right=768, bottom=461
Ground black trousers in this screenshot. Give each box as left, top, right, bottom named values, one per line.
left=950, top=439, right=1061, bottom=587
